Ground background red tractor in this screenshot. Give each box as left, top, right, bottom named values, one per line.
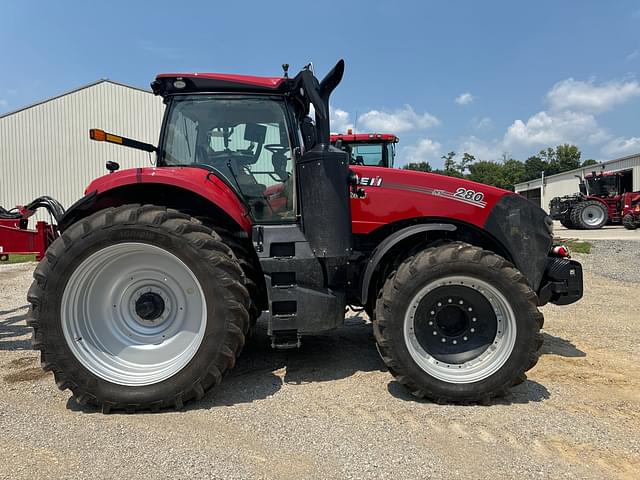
left=23, top=60, right=582, bottom=412
left=330, top=130, right=399, bottom=168
left=622, top=192, right=640, bottom=230
left=550, top=171, right=639, bottom=229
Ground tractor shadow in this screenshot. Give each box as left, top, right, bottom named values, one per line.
left=0, top=306, right=32, bottom=351
left=199, top=312, right=386, bottom=408
left=540, top=332, right=586, bottom=358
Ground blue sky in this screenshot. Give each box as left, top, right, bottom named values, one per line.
left=2, top=1, right=640, bottom=167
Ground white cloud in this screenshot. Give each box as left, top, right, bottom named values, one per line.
left=401, top=138, right=442, bottom=165
left=358, top=105, right=439, bottom=133
left=626, top=50, right=639, bottom=61
left=473, top=116, right=492, bottom=129
left=330, top=106, right=353, bottom=133
left=457, top=136, right=504, bottom=161
left=546, top=78, right=640, bottom=113
left=0, top=99, right=7, bottom=109
left=455, top=92, right=474, bottom=105
left=503, top=110, right=606, bottom=149
left=601, top=137, right=640, bottom=157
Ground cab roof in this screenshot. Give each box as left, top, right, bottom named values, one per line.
left=330, top=133, right=399, bottom=143
left=151, top=72, right=290, bottom=97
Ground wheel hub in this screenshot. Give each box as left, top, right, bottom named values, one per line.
left=435, top=305, right=469, bottom=337
left=135, top=291, right=166, bottom=322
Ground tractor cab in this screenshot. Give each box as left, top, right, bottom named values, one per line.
left=330, top=130, right=398, bottom=168
left=582, top=171, right=622, bottom=197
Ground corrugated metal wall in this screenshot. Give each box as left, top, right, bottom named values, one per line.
left=0, top=81, right=164, bottom=222
left=515, top=155, right=640, bottom=211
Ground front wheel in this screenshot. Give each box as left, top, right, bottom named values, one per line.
left=27, top=205, right=250, bottom=412
left=623, top=214, right=637, bottom=230
left=374, top=242, right=543, bottom=403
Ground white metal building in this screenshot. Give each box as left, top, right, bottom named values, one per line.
left=514, top=154, right=640, bottom=211
left=0, top=80, right=164, bottom=220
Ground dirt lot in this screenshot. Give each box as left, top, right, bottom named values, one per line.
left=554, top=221, right=640, bottom=241
left=1, top=246, right=639, bottom=480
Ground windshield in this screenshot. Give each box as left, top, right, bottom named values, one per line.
left=162, top=95, right=295, bottom=222
left=586, top=176, right=618, bottom=196
left=337, top=142, right=395, bottom=167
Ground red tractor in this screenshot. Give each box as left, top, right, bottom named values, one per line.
left=550, top=171, right=639, bottom=229
left=330, top=130, right=399, bottom=168
left=26, top=60, right=582, bottom=412
left=622, top=192, right=640, bottom=230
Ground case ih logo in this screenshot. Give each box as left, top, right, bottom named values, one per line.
left=358, top=176, right=383, bottom=187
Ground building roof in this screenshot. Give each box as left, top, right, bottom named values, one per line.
left=514, top=152, right=640, bottom=189
left=0, top=79, right=153, bottom=120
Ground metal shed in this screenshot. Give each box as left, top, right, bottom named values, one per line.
left=0, top=80, right=164, bottom=220
left=514, top=154, right=640, bottom=212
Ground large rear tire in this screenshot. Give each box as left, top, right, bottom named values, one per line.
left=26, top=205, right=250, bottom=412
left=571, top=200, right=608, bottom=230
left=373, top=242, right=543, bottom=403
left=623, top=214, right=637, bottom=230
left=559, top=218, right=575, bottom=229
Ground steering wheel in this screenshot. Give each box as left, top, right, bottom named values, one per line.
left=264, top=144, right=289, bottom=155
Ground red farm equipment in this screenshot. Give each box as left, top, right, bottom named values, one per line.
left=549, top=170, right=640, bottom=229
left=25, top=60, right=583, bottom=412
left=622, top=192, right=640, bottom=230
left=330, top=130, right=399, bottom=168
left=0, top=198, right=63, bottom=262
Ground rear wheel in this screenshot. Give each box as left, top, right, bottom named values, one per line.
left=27, top=205, right=249, bottom=412
left=623, top=214, right=638, bottom=230
left=373, top=242, right=543, bottom=403
left=559, top=218, right=575, bottom=229
left=571, top=200, right=608, bottom=229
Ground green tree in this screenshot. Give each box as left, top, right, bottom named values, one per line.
left=441, top=151, right=462, bottom=177
left=554, top=144, right=581, bottom=172
left=458, top=152, right=476, bottom=175
left=581, top=159, right=598, bottom=167
left=467, top=161, right=505, bottom=187
left=501, top=158, right=526, bottom=191
left=524, top=155, right=548, bottom=181
left=403, top=161, right=432, bottom=172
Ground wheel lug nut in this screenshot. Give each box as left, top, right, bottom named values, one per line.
left=448, top=298, right=452, bottom=303
left=468, top=307, right=473, bottom=312
left=470, top=328, right=475, bottom=333
left=459, top=300, right=464, bottom=305
left=433, top=331, right=438, bottom=335
left=463, top=336, right=468, bottom=341
left=452, top=340, right=457, bottom=345
left=430, top=311, right=435, bottom=315
left=428, top=321, right=433, bottom=326
left=437, top=302, right=442, bottom=307
left=472, top=317, right=477, bottom=322
left=441, top=338, right=446, bottom=343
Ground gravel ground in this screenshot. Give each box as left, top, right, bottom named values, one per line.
left=1, top=245, right=639, bottom=480
left=586, top=240, right=640, bottom=283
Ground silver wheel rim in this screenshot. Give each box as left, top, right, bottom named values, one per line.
left=61, top=242, right=207, bottom=386
left=581, top=205, right=605, bottom=227
left=403, top=275, right=517, bottom=384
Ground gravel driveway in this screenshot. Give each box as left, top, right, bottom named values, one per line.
left=1, top=242, right=639, bottom=480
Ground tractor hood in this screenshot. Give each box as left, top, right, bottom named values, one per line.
left=350, top=165, right=554, bottom=289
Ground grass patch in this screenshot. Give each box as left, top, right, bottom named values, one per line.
left=0, top=253, right=37, bottom=264
left=564, top=240, right=592, bottom=254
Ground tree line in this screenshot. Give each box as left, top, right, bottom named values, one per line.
left=403, top=144, right=598, bottom=191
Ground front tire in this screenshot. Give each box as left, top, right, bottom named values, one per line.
left=27, top=205, right=250, bottom=412
left=623, top=214, right=637, bottom=230
left=373, top=242, right=543, bottom=403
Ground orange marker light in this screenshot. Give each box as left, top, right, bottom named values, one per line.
left=89, top=129, right=106, bottom=141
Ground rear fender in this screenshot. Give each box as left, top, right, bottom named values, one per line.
left=58, top=167, right=251, bottom=233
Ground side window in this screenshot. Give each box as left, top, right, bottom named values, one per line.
left=164, top=110, right=197, bottom=165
